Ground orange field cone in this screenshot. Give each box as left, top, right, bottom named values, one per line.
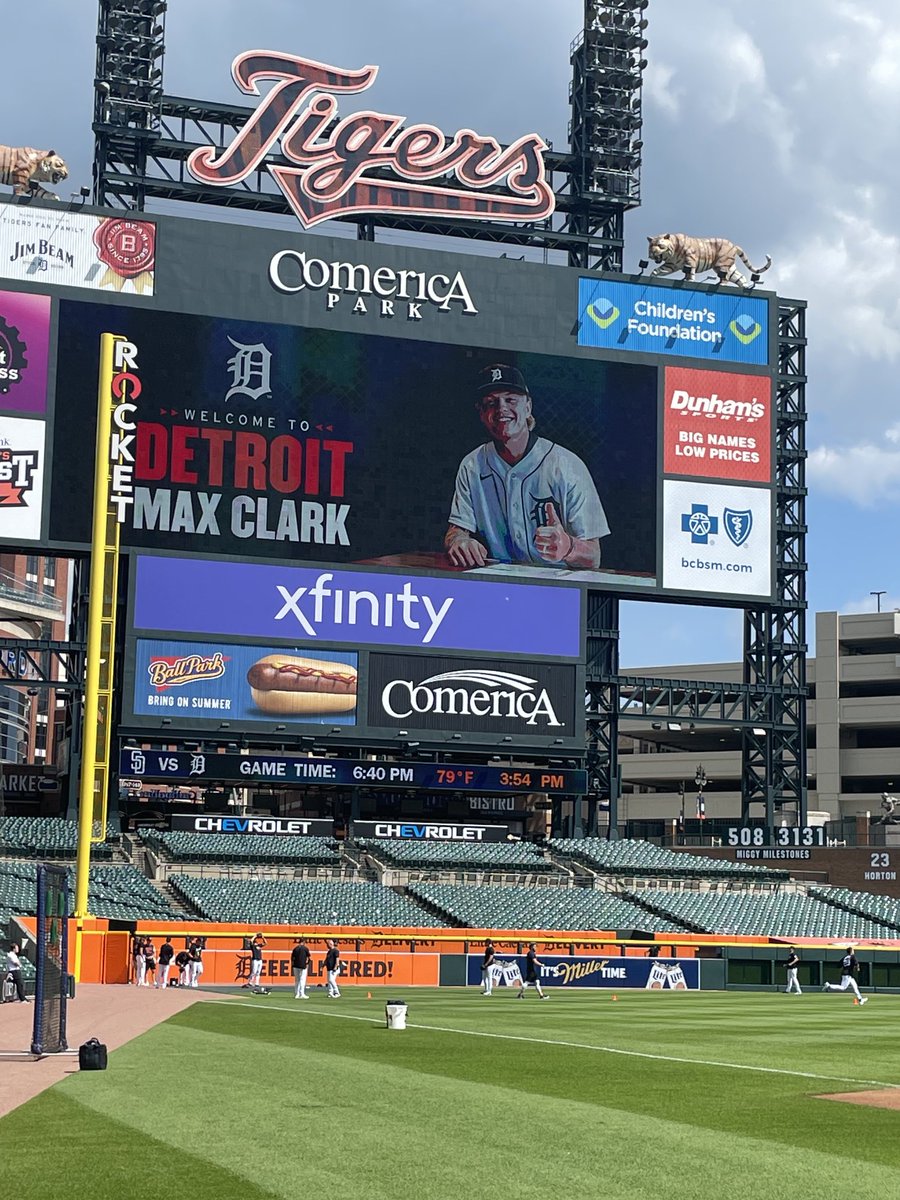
left=367, top=991, right=372, bottom=1000
left=853, top=998, right=859, bottom=1005
left=611, top=994, right=618, bottom=1002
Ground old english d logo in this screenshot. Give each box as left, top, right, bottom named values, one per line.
left=723, top=508, right=752, bottom=546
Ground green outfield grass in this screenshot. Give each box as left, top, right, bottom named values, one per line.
left=5, top=987, right=900, bottom=1199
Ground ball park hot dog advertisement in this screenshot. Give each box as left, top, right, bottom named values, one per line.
left=129, top=639, right=358, bottom=729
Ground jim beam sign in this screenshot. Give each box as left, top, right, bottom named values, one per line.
left=187, top=52, right=555, bottom=229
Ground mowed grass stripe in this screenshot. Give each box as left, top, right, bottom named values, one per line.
left=6, top=1017, right=900, bottom=1200
left=172, top=996, right=900, bottom=1172
left=205, top=996, right=900, bottom=1090
left=2, top=1086, right=278, bottom=1200
left=202, top=987, right=900, bottom=1084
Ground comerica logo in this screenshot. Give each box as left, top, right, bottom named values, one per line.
left=380, top=668, right=562, bottom=727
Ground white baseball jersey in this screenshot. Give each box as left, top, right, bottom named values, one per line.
left=449, top=436, right=610, bottom=564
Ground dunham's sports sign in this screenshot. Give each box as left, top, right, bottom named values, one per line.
left=187, top=51, right=555, bottom=229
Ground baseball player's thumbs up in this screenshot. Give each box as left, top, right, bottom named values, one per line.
left=543, top=502, right=561, bottom=527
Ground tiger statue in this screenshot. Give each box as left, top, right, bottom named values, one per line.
left=646, top=234, right=772, bottom=287
left=0, top=146, right=69, bottom=200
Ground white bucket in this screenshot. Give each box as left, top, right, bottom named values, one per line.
left=385, top=1001, right=408, bottom=1030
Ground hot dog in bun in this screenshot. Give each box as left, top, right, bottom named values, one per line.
left=247, top=655, right=357, bottom=715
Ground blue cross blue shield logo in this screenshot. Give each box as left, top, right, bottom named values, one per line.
left=723, top=508, right=753, bottom=546
left=681, top=504, right=718, bottom=544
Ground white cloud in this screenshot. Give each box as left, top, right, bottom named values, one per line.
left=777, top=209, right=900, bottom=363
left=870, top=31, right=900, bottom=94
left=644, top=61, right=682, bottom=118
left=808, top=439, right=900, bottom=506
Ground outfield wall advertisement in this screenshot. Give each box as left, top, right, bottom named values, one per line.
left=466, top=954, right=700, bottom=990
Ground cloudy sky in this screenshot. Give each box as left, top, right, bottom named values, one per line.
left=5, top=0, right=899, bottom=667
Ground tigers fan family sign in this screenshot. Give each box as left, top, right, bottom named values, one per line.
left=187, top=51, right=556, bottom=228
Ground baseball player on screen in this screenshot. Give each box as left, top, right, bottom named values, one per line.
left=444, top=364, right=610, bottom=570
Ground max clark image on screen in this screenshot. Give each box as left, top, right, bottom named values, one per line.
left=444, top=364, right=610, bottom=571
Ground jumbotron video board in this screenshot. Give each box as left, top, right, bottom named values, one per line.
left=0, top=198, right=776, bottom=605
left=0, top=197, right=776, bottom=744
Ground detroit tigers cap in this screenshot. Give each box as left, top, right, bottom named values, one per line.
left=476, top=363, right=529, bottom=398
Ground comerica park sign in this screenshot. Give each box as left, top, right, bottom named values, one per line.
left=188, top=51, right=556, bottom=228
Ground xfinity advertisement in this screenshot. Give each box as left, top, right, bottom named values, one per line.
left=129, top=638, right=358, bottom=729
left=51, top=301, right=658, bottom=586
left=131, top=555, right=582, bottom=659
left=366, top=652, right=578, bottom=741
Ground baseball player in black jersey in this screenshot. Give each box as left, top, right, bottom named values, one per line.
left=823, top=948, right=867, bottom=1002
left=292, top=939, right=312, bottom=999
left=324, top=939, right=341, bottom=997
left=516, top=943, right=549, bottom=999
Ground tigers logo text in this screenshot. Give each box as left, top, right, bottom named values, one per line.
left=187, top=51, right=555, bottom=229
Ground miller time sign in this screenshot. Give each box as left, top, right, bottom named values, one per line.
left=187, top=51, right=556, bottom=229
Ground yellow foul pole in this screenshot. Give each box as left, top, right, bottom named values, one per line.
left=74, top=333, right=126, bottom=978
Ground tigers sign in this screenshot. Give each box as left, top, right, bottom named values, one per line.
left=187, top=51, right=556, bottom=229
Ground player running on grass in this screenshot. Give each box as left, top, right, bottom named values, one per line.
left=823, top=947, right=868, bottom=1003
left=516, top=943, right=549, bottom=999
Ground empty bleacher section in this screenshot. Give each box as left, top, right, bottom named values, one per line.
left=409, top=882, right=685, bottom=932
left=356, top=837, right=557, bottom=875
left=0, top=817, right=115, bottom=860
left=171, top=875, right=446, bottom=926
left=549, top=837, right=788, bottom=881
left=631, top=888, right=897, bottom=940
left=809, top=886, right=900, bottom=934
left=140, top=828, right=341, bottom=866
left=0, top=858, right=181, bottom=923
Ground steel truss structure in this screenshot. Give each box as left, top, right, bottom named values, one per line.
left=88, top=0, right=807, bottom=835
left=585, top=300, right=808, bottom=831
left=0, top=640, right=86, bottom=692
left=92, top=0, right=646, bottom=271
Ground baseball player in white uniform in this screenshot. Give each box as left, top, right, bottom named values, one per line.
left=445, top=363, right=610, bottom=570
left=784, top=947, right=802, bottom=995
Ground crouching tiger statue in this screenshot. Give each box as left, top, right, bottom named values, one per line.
left=646, top=234, right=772, bottom=287
left=0, top=146, right=69, bottom=200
